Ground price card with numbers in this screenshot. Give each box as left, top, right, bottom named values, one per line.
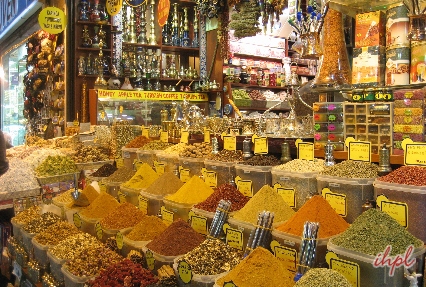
left=271, top=240, right=297, bottom=273
left=118, top=190, right=127, bottom=203
left=297, top=141, right=314, bottom=161
left=236, top=176, right=253, bottom=197
left=138, top=194, right=148, bottom=214
left=142, top=127, right=150, bottom=138
left=322, top=188, right=346, bottom=217
left=204, top=171, right=217, bottom=188
left=161, top=206, right=174, bottom=224
left=95, top=222, right=103, bottom=240
left=223, top=135, right=237, bottom=151
left=180, top=168, right=191, bottom=183
left=116, top=158, right=124, bottom=168
left=160, top=131, right=169, bottom=143
left=204, top=129, right=211, bottom=143
left=189, top=212, right=208, bottom=235
left=404, top=141, right=426, bottom=167
left=98, top=181, right=107, bottom=193
left=73, top=213, right=81, bottom=228
left=146, top=250, right=155, bottom=271
left=327, top=251, right=360, bottom=287
left=254, top=137, right=268, bottom=155
left=224, top=225, right=243, bottom=251
left=181, top=130, right=189, bottom=144
left=377, top=195, right=408, bottom=228
left=348, top=141, right=371, bottom=162
left=178, top=260, right=193, bottom=284
left=273, top=183, right=296, bottom=208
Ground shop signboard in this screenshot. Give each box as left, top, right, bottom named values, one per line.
left=0, top=0, right=41, bottom=38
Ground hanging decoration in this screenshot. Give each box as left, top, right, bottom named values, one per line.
left=197, top=0, right=226, bottom=18
left=229, top=0, right=261, bottom=38
left=107, top=0, right=123, bottom=16
left=218, top=5, right=230, bottom=60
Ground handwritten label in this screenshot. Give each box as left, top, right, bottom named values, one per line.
left=160, top=131, right=169, bottom=143
left=322, top=188, right=346, bottom=217
left=142, top=127, right=150, bottom=138
left=204, top=171, right=217, bottom=188
left=274, top=184, right=296, bottom=208
left=107, top=0, right=123, bottom=16
left=138, top=194, right=148, bottom=214
left=73, top=213, right=81, bottom=228
left=204, top=129, right=211, bottom=143
left=377, top=195, right=408, bottom=228
left=223, top=135, right=237, bottom=151
left=123, top=151, right=130, bottom=159
left=155, top=162, right=165, bottom=175
left=146, top=250, right=155, bottom=270
left=116, top=232, right=123, bottom=250
left=181, top=130, right=189, bottom=144
left=273, top=245, right=297, bottom=272
left=404, top=143, right=426, bottom=166
left=118, top=190, right=127, bottom=203
left=190, top=214, right=208, bottom=235
left=95, top=222, right=103, bottom=240
left=178, top=260, right=192, bottom=284
left=134, top=160, right=144, bottom=171
left=254, top=137, right=268, bottom=155
left=236, top=178, right=253, bottom=197
left=349, top=141, right=371, bottom=162
left=330, top=258, right=360, bottom=287
left=225, top=227, right=243, bottom=251
left=38, top=7, right=67, bottom=34
left=73, top=120, right=79, bottom=127
left=297, top=142, right=314, bottom=161
left=223, top=282, right=238, bottom=287
left=180, top=169, right=191, bottom=183
left=116, top=158, right=124, bottom=168
left=99, top=181, right=107, bottom=193
left=161, top=206, right=174, bottom=224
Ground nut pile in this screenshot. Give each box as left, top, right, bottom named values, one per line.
left=111, top=123, right=134, bottom=158
left=162, top=143, right=188, bottom=154
left=179, top=239, right=242, bottom=275
left=242, top=155, right=280, bottom=166
left=0, top=158, right=40, bottom=193
left=24, top=148, right=64, bottom=169
left=6, top=146, right=39, bottom=159
left=248, top=90, right=266, bottom=100
left=99, top=203, right=145, bottom=230
left=22, top=212, right=61, bottom=234
left=34, top=221, right=79, bottom=245
left=321, top=160, right=378, bottom=178
left=179, top=142, right=212, bottom=158
left=71, top=145, right=109, bottom=163
left=194, top=183, right=249, bottom=212
left=26, top=136, right=53, bottom=147
left=378, top=166, right=426, bottom=186
left=49, top=233, right=102, bottom=260
left=35, top=155, right=77, bottom=177
left=209, top=150, right=243, bottom=162
left=275, top=159, right=325, bottom=172
left=139, top=140, right=173, bottom=150
left=103, top=166, right=136, bottom=183
left=64, top=246, right=122, bottom=277
left=87, top=259, right=158, bottom=286
left=91, top=163, right=117, bottom=178
left=125, top=135, right=151, bottom=148
left=13, top=206, right=41, bottom=225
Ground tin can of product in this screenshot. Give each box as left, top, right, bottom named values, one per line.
left=364, top=88, right=375, bottom=101
left=386, top=4, right=410, bottom=47
left=411, top=41, right=426, bottom=84
left=352, top=89, right=364, bottom=102
left=386, top=44, right=410, bottom=86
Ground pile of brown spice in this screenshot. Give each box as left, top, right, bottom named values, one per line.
left=100, top=203, right=145, bottom=230
left=193, top=184, right=249, bottom=212
left=144, top=172, right=184, bottom=196
left=80, top=193, right=120, bottom=219
left=146, top=219, right=204, bottom=256
left=125, top=216, right=168, bottom=241
left=125, top=136, right=151, bottom=148
left=91, top=163, right=117, bottom=178
left=103, top=166, right=136, bottom=183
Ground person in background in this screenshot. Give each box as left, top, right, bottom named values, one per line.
left=0, top=130, right=9, bottom=176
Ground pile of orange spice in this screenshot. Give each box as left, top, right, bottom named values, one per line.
left=276, top=195, right=349, bottom=238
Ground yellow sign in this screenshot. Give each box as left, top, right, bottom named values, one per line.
left=138, top=194, right=148, bottom=214
left=155, top=162, right=165, bottom=175
left=223, top=282, right=238, bottom=287
left=178, top=260, right=193, bottom=284
left=204, top=129, right=211, bottom=143
left=377, top=195, right=408, bottom=228
left=235, top=176, right=253, bottom=197
left=98, top=89, right=209, bottom=101
left=190, top=213, right=208, bottom=235
left=160, top=131, right=169, bottom=143
left=99, top=182, right=107, bottom=193
left=204, top=171, right=217, bottom=188
left=118, top=190, right=127, bottom=203
left=297, top=142, right=314, bottom=161
left=116, top=158, right=124, bottom=168
left=404, top=141, right=426, bottom=167
left=146, top=250, right=155, bottom=270
left=348, top=141, right=371, bottom=162
left=142, top=127, right=150, bottom=138
left=106, top=0, right=123, bottom=16
left=322, top=188, right=346, bottom=217
left=271, top=240, right=297, bottom=272
left=95, top=222, right=103, bottom=240
left=134, top=159, right=144, bottom=171
left=180, top=168, right=191, bottom=183
left=273, top=183, right=296, bottom=208
left=225, top=226, right=244, bottom=251
left=73, top=120, right=79, bottom=127
left=73, top=213, right=81, bottom=229
left=223, top=135, right=237, bottom=151
left=161, top=206, right=174, bottom=224
left=43, top=125, right=47, bottom=132
left=181, top=130, right=189, bottom=144
left=116, top=232, right=124, bottom=250
left=254, top=137, right=268, bottom=155
left=38, top=7, right=67, bottom=34
left=327, top=252, right=360, bottom=287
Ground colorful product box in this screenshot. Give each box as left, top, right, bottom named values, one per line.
left=355, top=11, right=386, bottom=48
left=352, top=46, right=386, bottom=88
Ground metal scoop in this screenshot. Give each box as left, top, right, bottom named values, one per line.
left=71, top=173, right=81, bottom=200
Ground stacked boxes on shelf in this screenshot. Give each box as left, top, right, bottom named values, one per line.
left=344, top=102, right=393, bottom=154
left=392, top=89, right=425, bottom=155
left=313, top=102, right=344, bottom=151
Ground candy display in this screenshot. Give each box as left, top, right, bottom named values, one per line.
left=0, top=158, right=40, bottom=193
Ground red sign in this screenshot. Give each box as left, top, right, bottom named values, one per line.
left=157, top=0, right=170, bottom=27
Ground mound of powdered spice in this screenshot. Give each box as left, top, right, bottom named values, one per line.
left=294, top=268, right=352, bottom=287
left=146, top=219, right=204, bottom=256
left=99, top=203, right=145, bottom=230
left=232, top=185, right=295, bottom=224
left=80, top=193, right=120, bottom=219
left=377, top=166, right=426, bottom=186
left=193, top=184, right=249, bottom=212
left=125, top=216, right=168, bottom=241
left=122, top=163, right=159, bottom=189
left=34, top=221, right=80, bottom=245
left=103, top=166, right=135, bottom=183
left=276, top=195, right=349, bottom=238
left=331, top=208, right=422, bottom=256
left=164, top=175, right=214, bottom=204
left=91, top=163, right=117, bottom=178
left=216, top=247, right=294, bottom=287
left=144, top=172, right=184, bottom=196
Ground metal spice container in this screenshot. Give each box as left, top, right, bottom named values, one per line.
left=386, top=44, right=410, bottom=86
left=410, top=41, right=426, bottom=84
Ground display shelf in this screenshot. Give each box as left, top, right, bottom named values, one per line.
left=314, top=149, right=404, bottom=165
left=160, top=78, right=200, bottom=81
left=237, top=106, right=289, bottom=111
left=77, top=21, right=112, bottom=26
left=161, top=46, right=200, bottom=53
left=177, top=0, right=198, bottom=4
left=230, top=83, right=288, bottom=90
left=77, top=47, right=111, bottom=52
left=233, top=53, right=284, bottom=61
left=122, top=42, right=161, bottom=49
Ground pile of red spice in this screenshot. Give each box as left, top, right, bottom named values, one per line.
left=193, top=183, right=250, bottom=212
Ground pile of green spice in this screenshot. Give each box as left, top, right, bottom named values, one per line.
left=242, top=155, right=280, bottom=166
left=103, top=166, right=135, bottom=183
left=295, top=268, right=352, bottom=287
left=331, top=208, right=422, bottom=256
left=193, top=183, right=250, bottom=212
left=139, top=140, right=173, bottom=150
left=232, top=185, right=295, bottom=224
left=179, top=239, right=242, bottom=275
left=91, top=163, right=117, bottom=178
left=320, top=160, right=378, bottom=178
left=36, top=155, right=77, bottom=177
left=209, top=150, right=243, bottom=162
left=144, top=172, right=184, bottom=196
left=22, top=212, right=62, bottom=234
